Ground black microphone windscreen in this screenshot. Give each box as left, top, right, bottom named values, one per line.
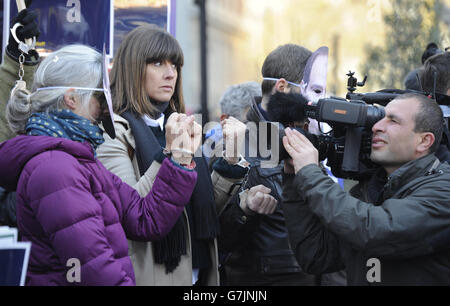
left=267, top=92, right=309, bottom=125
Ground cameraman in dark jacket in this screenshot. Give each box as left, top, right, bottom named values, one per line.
left=215, top=44, right=317, bottom=285
left=282, top=93, right=450, bottom=285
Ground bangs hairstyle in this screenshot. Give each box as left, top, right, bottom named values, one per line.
left=110, top=24, right=185, bottom=117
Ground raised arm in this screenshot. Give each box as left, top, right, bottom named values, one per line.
left=107, top=157, right=197, bottom=241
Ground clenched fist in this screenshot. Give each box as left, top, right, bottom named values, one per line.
left=165, top=113, right=202, bottom=164
left=221, top=116, right=247, bottom=164
left=240, top=185, right=277, bottom=215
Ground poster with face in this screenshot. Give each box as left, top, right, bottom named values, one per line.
left=300, top=46, right=330, bottom=135
left=4, top=0, right=113, bottom=56
left=300, top=46, right=344, bottom=187
left=113, top=0, right=174, bottom=56
left=301, top=46, right=329, bottom=103
left=3, top=0, right=175, bottom=59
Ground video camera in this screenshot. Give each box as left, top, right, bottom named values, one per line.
left=269, top=92, right=384, bottom=180
left=268, top=71, right=450, bottom=180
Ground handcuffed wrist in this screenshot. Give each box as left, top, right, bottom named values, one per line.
left=239, top=189, right=256, bottom=216
left=164, top=148, right=194, bottom=166
left=6, top=46, right=39, bottom=65
left=170, top=158, right=196, bottom=171
left=171, top=155, right=193, bottom=165
left=224, top=156, right=240, bottom=165
left=222, top=150, right=250, bottom=168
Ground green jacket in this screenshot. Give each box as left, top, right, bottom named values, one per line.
left=282, top=154, right=450, bottom=285
left=0, top=54, right=37, bottom=142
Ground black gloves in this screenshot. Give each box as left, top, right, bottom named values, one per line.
left=6, top=8, right=40, bottom=65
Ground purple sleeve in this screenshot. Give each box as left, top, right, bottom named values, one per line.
left=113, top=158, right=197, bottom=241
left=26, top=155, right=135, bottom=286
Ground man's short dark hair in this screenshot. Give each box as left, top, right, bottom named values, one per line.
left=396, top=93, right=444, bottom=153
left=261, top=44, right=312, bottom=96
left=420, top=52, right=450, bottom=95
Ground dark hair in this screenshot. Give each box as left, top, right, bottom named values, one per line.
left=261, top=44, right=312, bottom=96
left=396, top=93, right=444, bottom=153
left=420, top=52, right=450, bottom=95
left=422, top=43, right=443, bottom=64
left=110, top=24, right=185, bottom=117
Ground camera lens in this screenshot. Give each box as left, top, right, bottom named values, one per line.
left=365, top=105, right=385, bottom=128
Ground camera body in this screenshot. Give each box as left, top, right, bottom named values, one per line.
left=273, top=94, right=385, bottom=180
left=269, top=72, right=450, bottom=180
left=308, top=97, right=385, bottom=179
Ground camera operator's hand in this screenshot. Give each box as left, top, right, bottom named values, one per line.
left=239, top=185, right=277, bottom=215
left=282, top=127, right=318, bottom=174
left=221, top=116, right=246, bottom=165
left=7, top=4, right=40, bottom=63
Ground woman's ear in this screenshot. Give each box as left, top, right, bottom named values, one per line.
left=63, top=88, right=77, bottom=111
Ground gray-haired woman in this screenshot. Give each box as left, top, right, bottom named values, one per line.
left=0, top=44, right=201, bottom=285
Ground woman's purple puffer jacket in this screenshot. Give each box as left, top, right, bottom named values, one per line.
left=0, top=135, right=197, bottom=285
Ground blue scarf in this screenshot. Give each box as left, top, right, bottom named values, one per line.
left=26, top=109, right=105, bottom=153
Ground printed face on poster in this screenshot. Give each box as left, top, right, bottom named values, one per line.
left=114, top=0, right=175, bottom=56
left=3, top=0, right=174, bottom=59
left=4, top=0, right=113, bottom=56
